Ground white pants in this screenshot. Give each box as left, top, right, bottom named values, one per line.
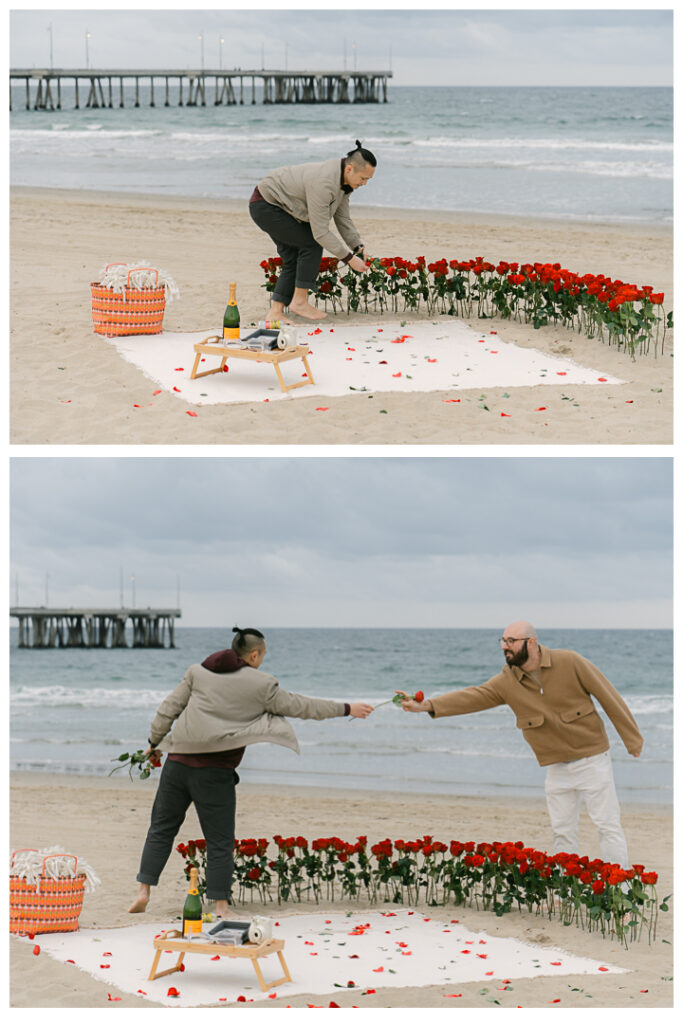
left=544, top=750, right=629, bottom=867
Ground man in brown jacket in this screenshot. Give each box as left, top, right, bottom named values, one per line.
left=398, top=620, right=643, bottom=867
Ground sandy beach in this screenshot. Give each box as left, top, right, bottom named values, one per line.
left=9, top=771, right=672, bottom=1008
left=10, top=187, right=673, bottom=445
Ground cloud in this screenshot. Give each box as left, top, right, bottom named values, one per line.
left=8, top=8, right=673, bottom=86
left=9, top=457, right=672, bottom=627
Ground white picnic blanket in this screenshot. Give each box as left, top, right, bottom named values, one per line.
left=107, top=320, right=623, bottom=406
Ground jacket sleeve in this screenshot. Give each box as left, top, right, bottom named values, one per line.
left=263, top=680, right=346, bottom=720
left=149, top=669, right=193, bottom=745
left=574, top=655, right=644, bottom=755
left=332, top=195, right=362, bottom=251
left=304, top=180, right=355, bottom=260
left=429, top=675, right=507, bottom=719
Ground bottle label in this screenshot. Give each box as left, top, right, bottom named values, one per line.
left=223, top=327, right=240, bottom=340
left=183, top=918, right=202, bottom=936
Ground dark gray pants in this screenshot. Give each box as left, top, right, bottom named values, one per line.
left=249, top=198, right=322, bottom=304
left=136, top=759, right=237, bottom=901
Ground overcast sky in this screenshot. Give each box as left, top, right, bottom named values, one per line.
left=9, top=457, right=672, bottom=630
left=9, top=4, right=673, bottom=87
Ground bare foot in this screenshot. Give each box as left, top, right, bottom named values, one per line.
left=288, top=300, right=327, bottom=321
left=265, top=306, right=294, bottom=325
left=128, top=885, right=150, bottom=913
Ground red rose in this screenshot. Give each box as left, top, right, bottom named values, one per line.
left=248, top=867, right=261, bottom=881
left=414, top=691, right=424, bottom=703
left=641, top=872, right=658, bottom=885
left=592, top=879, right=605, bottom=894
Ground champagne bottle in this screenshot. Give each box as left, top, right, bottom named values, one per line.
left=182, top=867, right=203, bottom=938
left=223, top=282, right=240, bottom=341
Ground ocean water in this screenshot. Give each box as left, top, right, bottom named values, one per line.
left=9, top=85, right=672, bottom=223
left=10, top=627, right=672, bottom=805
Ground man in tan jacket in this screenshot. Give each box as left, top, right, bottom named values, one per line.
left=249, top=141, right=375, bottom=322
left=399, top=620, right=643, bottom=867
left=129, top=627, right=373, bottom=916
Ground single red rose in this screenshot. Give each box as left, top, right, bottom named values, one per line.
left=414, top=690, right=424, bottom=703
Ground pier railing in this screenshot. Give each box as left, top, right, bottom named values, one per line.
left=9, top=67, right=392, bottom=110
left=10, top=606, right=181, bottom=648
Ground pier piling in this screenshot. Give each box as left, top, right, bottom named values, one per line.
left=10, top=67, right=391, bottom=110
left=10, top=606, right=181, bottom=649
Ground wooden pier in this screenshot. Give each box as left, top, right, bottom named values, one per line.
left=10, top=606, right=181, bottom=648
left=9, top=67, right=391, bottom=110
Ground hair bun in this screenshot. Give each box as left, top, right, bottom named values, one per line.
left=232, top=625, right=243, bottom=635
left=355, top=139, right=362, bottom=148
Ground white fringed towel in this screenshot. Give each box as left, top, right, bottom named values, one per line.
left=10, top=845, right=101, bottom=893
left=97, top=260, right=180, bottom=301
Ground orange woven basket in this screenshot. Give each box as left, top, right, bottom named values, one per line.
left=91, top=264, right=166, bottom=337
left=10, top=850, right=86, bottom=935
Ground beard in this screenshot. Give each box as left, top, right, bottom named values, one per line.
left=504, top=640, right=529, bottom=668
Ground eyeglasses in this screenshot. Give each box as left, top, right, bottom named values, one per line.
left=498, top=636, right=529, bottom=647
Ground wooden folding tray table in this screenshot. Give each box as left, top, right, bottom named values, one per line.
left=148, top=928, right=292, bottom=992
left=190, top=334, right=315, bottom=395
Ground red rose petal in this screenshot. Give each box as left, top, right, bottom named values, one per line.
left=66, top=959, right=75, bottom=964
left=379, top=360, right=388, bottom=364
left=268, top=992, right=277, bottom=998
left=490, top=330, right=497, bottom=334
left=485, top=971, right=494, bottom=976
left=476, top=953, right=487, bottom=959
left=32, top=945, right=40, bottom=956
left=598, top=377, right=608, bottom=382
left=550, top=961, right=562, bottom=966
left=173, top=386, right=181, bottom=392
left=598, top=966, right=609, bottom=971
left=137, top=989, right=147, bottom=994
left=329, top=1002, right=340, bottom=1008
left=211, top=955, right=220, bottom=961
left=153, top=390, right=162, bottom=395
left=365, top=988, right=376, bottom=994
left=444, top=993, right=463, bottom=998
left=237, top=996, right=246, bottom=1002
left=392, top=372, right=402, bottom=377
left=167, top=987, right=180, bottom=997
left=174, top=367, right=184, bottom=371
left=556, top=372, right=567, bottom=376
left=186, top=411, right=198, bottom=417
left=346, top=357, right=353, bottom=361
left=315, top=407, right=329, bottom=411
left=100, top=964, right=111, bottom=969
left=490, top=350, right=498, bottom=354
left=222, top=365, right=229, bottom=372
left=427, top=358, right=437, bottom=363
left=535, top=406, right=547, bottom=411
left=372, top=966, right=384, bottom=973
left=347, top=347, right=355, bottom=351
left=500, top=412, right=511, bottom=417
left=107, top=994, right=121, bottom=1001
